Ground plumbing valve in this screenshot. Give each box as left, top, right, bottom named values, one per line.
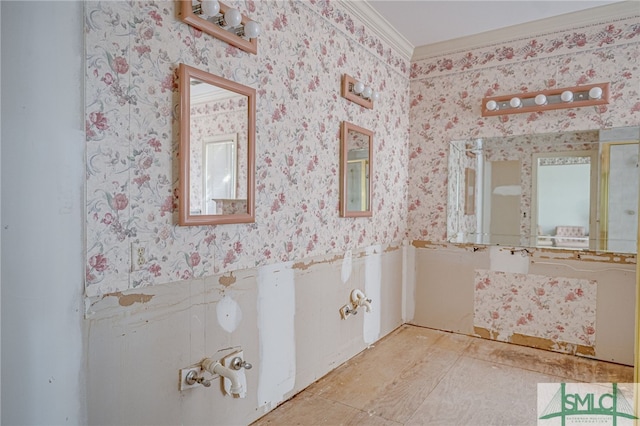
left=230, top=356, right=252, bottom=371
left=340, top=303, right=357, bottom=319
left=350, top=289, right=372, bottom=313
left=185, top=369, right=211, bottom=387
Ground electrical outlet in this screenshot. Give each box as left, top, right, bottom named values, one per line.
left=179, top=367, right=202, bottom=391
left=137, top=246, right=146, bottom=266
left=131, top=242, right=148, bottom=271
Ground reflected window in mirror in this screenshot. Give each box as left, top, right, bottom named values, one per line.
left=179, top=63, right=255, bottom=226
left=340, top=122, right=373, bottom=217
left=447, top=127, right=639, bottom=254
left=532, top=151, right=598, bottom=250
left=197, top=133, right=237, bottom=214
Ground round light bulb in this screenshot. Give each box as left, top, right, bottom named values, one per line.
left=588, top=86, right=603, bottom=100
left=534, top=94, right=547, bottom=106
left=244, top=20, right=261, bottom=38
left=353, top=81, right=364, bottom=94
left=371, top=91, right=380, bottom=102
left=224, top=8, right=242, bottom=27
left=561, top=90, right=574, bottom=102
left=486, top=100, right=498, bottom=111
left=201, top=0, right=220, bottom=17
left=362, top=86, right=373, bottom=99
left=509, top=97, right=522, bottom=108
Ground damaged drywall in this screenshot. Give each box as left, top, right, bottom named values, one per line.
left=256, top=262, right=296, bottom=410
left=364, top=245, right=382, bottom=345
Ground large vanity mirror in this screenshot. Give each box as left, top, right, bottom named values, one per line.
left=340, top=122, right=373, bottom=217
left=448, top=127, right=640, bottom=254
left=178, top=63, right=255, bottom=226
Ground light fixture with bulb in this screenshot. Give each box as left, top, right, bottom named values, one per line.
left=180, top=0, right=261, bottom=55
left=534, top=94, right=547, bottom=106
left=341, top=74, right=380, bottom=109
left=482, top=82, right=609, bottom=117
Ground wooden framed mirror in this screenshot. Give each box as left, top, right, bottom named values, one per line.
left=340, top=121, right=373, bottom=218
left=179, top=0, right=258, bottom=55
left=178, top=63, right=255, bottom=226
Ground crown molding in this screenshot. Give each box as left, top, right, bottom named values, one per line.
left=339, top=0, right=414, bottom=61
left=412, top=1, right=640, bottom=62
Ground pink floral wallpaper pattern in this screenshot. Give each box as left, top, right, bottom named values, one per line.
left=412, top=13, right=638, bottom=350
left=84, top=1, right=639, bottom=301
left=474, top=270, right=597, bottom=348
left=85, top=1, right=410, bottom=296
left=409, top=14, right=640, bottom=242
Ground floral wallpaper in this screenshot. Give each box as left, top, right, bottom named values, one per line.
left=85, top=1, right=410, bottom=296
left=474, top=270, right=597, bottom=348
left=409, top=14, right=640, bottom=242
left=84, top=1, right=639, bottom=300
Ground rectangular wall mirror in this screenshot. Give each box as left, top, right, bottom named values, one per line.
left=447, top=127, right=640, bottom=254
left=340, top=121, right=373, bottom=218
left=178, top=63, right=255, bottom=226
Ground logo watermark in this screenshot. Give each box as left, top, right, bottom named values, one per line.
left=538, top=383, right=637, bottom=425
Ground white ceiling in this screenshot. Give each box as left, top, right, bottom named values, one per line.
left=367, top=1, right=624, bottom=48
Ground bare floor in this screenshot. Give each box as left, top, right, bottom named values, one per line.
left=252, top=325, right=633, bottom=426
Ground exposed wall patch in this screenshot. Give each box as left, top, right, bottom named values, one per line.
left=257, top=262, right=296, bottom=409
left=293, top=254, right=342, bottom=271
left=402, top=241, right=415, bottom=323
left=489, top=246, right=529, bottom=274
left=473, top=326, right=597, bottom=357
left=216, top=294, right=242, bottom=333
left=341, top=250, right=352, bottom=283
left=364, top=246, right=382, bottom=344
left=105, top=291, right=154, bottom=307
left=219, top=273, right=236, bottom=287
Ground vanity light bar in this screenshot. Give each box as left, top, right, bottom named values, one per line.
left=341, top=74, right=380, bottom=110
left=180, top=0, right=258, bottom=54
left=481, top=83, right=609, bottom=117
left=192, top=0, right=261, bottom=39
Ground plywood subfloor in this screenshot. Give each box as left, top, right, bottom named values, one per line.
left=252, top=325, right=633, bottom=425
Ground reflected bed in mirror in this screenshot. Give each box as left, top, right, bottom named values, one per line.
left=178, top=63, right=255, bottom=226
left=448, top=127, right=640, bottom=254
left=340, top=121, right=373, bottom=217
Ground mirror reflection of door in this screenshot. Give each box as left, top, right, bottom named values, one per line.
left=347, top=157, right=369, bottom=211
left=189, top=77, right=248, bottom=216
left=599, top=142, right=639, bottom=252
left=486, top=160, right=521, bottom=246
left=346, top=130, right=371, bottom=213
left=532, top=150, right=598, bottom=250
left=203, top=134, right=237, bottom=215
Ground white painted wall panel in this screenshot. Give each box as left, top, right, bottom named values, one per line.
left=1, top=2, right=86, bottom=423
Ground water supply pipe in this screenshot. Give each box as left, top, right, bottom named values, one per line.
left=350, top=289, right=372, bottom=312
left=201, top=358, right=243, bottom=395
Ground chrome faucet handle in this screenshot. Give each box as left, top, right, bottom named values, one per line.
left=185, top=369, right=211, bottom=387
left=231, top=356, right=252, bottom=370
left=197, top=377, right=211, bottom=387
